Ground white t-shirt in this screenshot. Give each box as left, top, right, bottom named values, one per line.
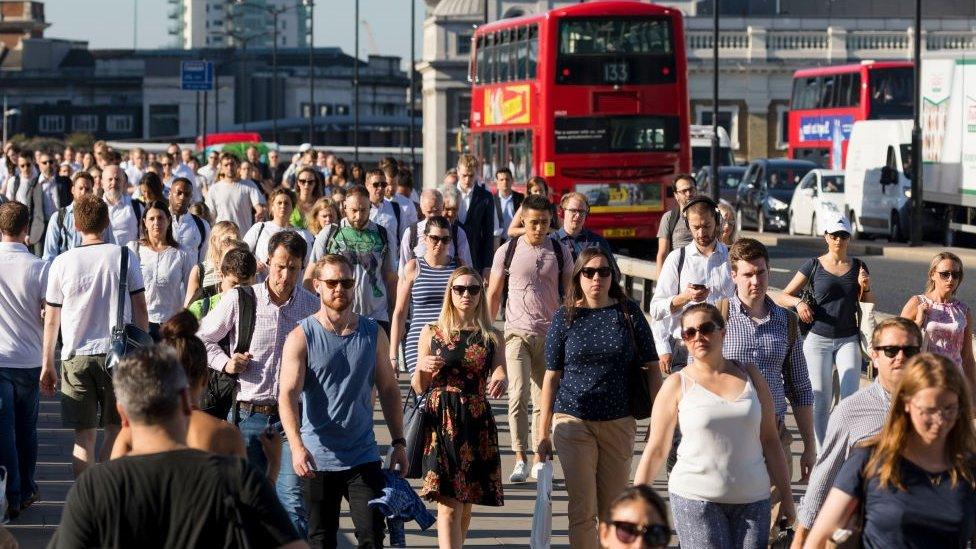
left=46, top=243, right=144, bottom=359
left=205, top=179, right=266, bottom=234
left=0, top=242, right=50, bottom=367
left=127, top=242, right=194, bottom=324
left=242, top=221, right=314, bottom=281
left=105, top=194, right=140, bottom=248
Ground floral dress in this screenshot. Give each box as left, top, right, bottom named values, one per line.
left=420, top=327, right=504, bottom=506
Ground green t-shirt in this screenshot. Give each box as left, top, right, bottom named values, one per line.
left=188, top=293, right=223, bottom=319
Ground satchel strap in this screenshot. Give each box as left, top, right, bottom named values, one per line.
left=116, top=246, right=129, bottom=333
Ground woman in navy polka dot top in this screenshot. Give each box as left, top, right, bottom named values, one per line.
left=535, top=247, right=660, bottom=549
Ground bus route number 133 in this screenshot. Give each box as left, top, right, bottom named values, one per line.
left=603, top=61, right=629, bottom=84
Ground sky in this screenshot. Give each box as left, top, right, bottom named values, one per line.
left=44, top=0, right=428, bottom=69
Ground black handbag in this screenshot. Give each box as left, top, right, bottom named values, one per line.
left=106, top=246, right=154, bottom=372
left=798, top=257, right=820, bottom=336
left=620, top=302, right=653, bottom=420
left=200, top=286, right=257, bottom=420
left=402, top=387, right=432, bottom=479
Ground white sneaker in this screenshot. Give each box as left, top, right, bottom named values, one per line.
left=509, top=460, right=528, bottom=483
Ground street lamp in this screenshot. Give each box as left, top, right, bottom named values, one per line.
left=233, top=0, right=304, bottom=144
left=709, top=0, right=720, bottom=203
left=910, top=0, right=923, bottom=246
left=305, top=0, right=314, bottom=145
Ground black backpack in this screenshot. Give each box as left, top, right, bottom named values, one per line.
left=501, top=235, right=564, bottom=311
left=200, top=286, right=257, bottom=420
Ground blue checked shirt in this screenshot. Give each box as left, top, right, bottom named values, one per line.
left=722, top=293, right=813, bottom=422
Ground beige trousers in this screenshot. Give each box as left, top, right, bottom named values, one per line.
left=553, top=413, right=637, bottom=549
left=505, top=330, right=547, bottom=454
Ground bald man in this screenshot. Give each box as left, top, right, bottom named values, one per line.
left=101, top=165, right=140, bottom=246
left=398, top=189, right=471, bottom=273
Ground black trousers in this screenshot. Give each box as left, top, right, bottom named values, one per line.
left=304, top=460, right=386, bottom=549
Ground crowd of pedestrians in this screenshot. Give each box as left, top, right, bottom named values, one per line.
left=1, top=141, right=975, bottom=549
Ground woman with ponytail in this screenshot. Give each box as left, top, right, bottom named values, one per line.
left=110, top=310, right=246, bottom=459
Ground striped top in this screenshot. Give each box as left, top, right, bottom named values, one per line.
left=404, top=257, right=456, bottom=373
left=797, top=381, right=891, bottom=528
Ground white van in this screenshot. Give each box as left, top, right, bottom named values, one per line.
left=690, top=125, right=735, bottom=171
left=844, top=120, right=913, bottom=240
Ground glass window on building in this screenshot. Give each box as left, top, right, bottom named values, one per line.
left=148, top=105, right=180, bottom=138
left=38, top=115, right=65, bottom=134
left=71, top=114, right=99, bottom=133
left=106, top=115, right=134, bottom=134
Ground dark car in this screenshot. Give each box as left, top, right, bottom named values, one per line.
left=735, top=159, right=817, bottom=233
left=694, top=165, right=747, bottom=206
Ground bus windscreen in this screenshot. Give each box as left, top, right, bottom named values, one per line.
left=557, top=17, right=675, bottom=85
left=869, top=67, right=913, bottom=119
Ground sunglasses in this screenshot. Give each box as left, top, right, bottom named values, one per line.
left=612, top=521, right=670, bottom=547
left=297, top=178, right=317, bottom=185
left=371, top=181, right=388, bottom=188
left=938, top=270, right=962, bottom=281
left=427, top=234, right=452, bottom=244
left=875, top=345, right=920, bottom=359
left=681, top=321, right=720, bottom=341
left=580, top=266, right=612, bottom=279
left=827, top=232, right=851, bottom=240
left=452, top=284, right=482, bottom=296
left=317, top=278, right=354, bottom=289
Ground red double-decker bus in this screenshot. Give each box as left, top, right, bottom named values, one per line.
left=467, top=1, right=689, bottom=246
left=788, top=61, right=913, bottom=168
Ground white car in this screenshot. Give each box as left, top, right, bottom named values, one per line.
left=788, top=169, right=847, bottom=235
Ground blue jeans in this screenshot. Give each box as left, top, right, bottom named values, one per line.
left=670, top=493, right=771, bottom=549
left=232, top=408, right=307, bottom=538
left=803, top=332, right=862, bottom=449
left=0, top=368, right=40, bottom=510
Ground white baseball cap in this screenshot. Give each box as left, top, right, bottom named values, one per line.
left=820, top=214, right=852, bottom=236
left=298, top=143, right=313, bottom=153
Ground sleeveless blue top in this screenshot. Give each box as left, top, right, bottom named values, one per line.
left=299, top=314, right=380, bottom=471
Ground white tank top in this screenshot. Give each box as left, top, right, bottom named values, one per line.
left=667, top=366, right=771, bottom=504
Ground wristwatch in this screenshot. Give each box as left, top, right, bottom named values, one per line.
left=391, top=437, right=407, bottom=448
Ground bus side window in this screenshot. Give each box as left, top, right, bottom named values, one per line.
left=528, top=25, right=538, bottom=79
left=516, top=27, right=528, bottom=81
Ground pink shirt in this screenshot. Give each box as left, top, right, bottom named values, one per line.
left=918, top=294, right=970, bottom=369
left=491, top=237, right=573, bottom=337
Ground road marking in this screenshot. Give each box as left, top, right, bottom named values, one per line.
left=771, top=267, right=791, bottom=273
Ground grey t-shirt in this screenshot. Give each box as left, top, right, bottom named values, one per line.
left=656, top=209, right=693, bottom=251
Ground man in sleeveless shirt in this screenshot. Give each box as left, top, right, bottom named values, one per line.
left=279, top=253, right=407, bottom=548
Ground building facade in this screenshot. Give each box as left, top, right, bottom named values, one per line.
left=419, top=0, right=976, bottom=188
left=167, top=0, right=310, bottom=50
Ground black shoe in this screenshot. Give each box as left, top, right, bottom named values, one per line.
left=20, top=491, right=39, bottom=512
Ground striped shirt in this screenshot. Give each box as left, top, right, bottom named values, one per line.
left=722, top=293, right=813, bottom=421
left=197, top=281, right=320, bottom=404
left=797, top=381, right=891, bottom=528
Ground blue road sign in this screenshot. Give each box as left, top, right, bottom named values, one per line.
left=181, top=60, right=214, bottom=91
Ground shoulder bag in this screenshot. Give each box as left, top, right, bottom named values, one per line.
left=620, top=301, right=653, bottom=420
left=106, top=246, right=154, bottom=372
left=402, top=386, right=433, bottom=479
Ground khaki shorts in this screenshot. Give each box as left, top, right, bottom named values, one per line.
left=61, top=354, right=121, bottom=429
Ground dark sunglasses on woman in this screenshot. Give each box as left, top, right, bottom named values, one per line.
left=612, top=521, right=670, bottom=547
left=427, top=234, right=452, bottom=244
left=580, top=266, right=612, bottom=279
left=938, top=270, right=962, bottom=281
left=680, top=321, right=719, bottom=341
left=451, top=284, right=482, bottom=296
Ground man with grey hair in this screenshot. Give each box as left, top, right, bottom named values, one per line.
left=101, top=165, right=140, bottom=246
left=398, top=188, right=471, bottom=272
left=49, top=347, right=306, bottom=549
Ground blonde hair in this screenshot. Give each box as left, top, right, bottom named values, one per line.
left=456, top=154, right=478, bottom=173
left=862, top=353, right=976, bottom=490
left=717, top=202, right=736, bottom=244
left=205, top=220, right=240, bottom=267
left=308, top=197, right=339, bottom=235
left=925, top=252, right=964, bottom=294
left=436, top=266, right=497, bottom=348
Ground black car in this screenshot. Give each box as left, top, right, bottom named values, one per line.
left=735, top=159, right=817, bottom=233
left=694, top=165, right=747, bottom=206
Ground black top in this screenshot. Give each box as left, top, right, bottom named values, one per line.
left=461, top=185, right=497, bottom=272
left=799, top=257, right=866, bottom=339
left=834, top=447, right=976, bottom=549
left=48, top=449, right=299, bottom=549
left=545, top=300, right=658, bottom=420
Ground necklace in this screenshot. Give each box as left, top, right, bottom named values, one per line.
left=322, top=313, right=353, bottom=336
